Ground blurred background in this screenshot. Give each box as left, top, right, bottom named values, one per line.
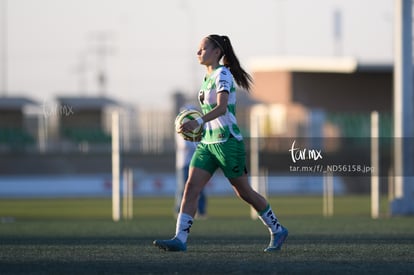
left=0, top=0, right=405, bottom=213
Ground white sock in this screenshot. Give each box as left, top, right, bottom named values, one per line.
left=174, top=213, right=193, bottom=243
left=258, top=204, right=282, bottom=234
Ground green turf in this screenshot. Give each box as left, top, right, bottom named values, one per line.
left=0, top=195, right=390, bottom=219
left=0, top=196, right=413, bottom=274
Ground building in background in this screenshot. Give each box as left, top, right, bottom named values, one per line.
left=55, top=96, right=118, bottom=152
left=249, top=56, right=392, bottom=139
left=0, top=96, right=38, bottom=151
left=248, top=56, right=394, bottom=193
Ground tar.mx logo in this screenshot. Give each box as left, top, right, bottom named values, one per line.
left=42, top=100, right=74, bottom=118
left=289, top=140, right=323, bottom=163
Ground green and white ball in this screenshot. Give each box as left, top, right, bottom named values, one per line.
left=175, top=109, right=203, bottom=140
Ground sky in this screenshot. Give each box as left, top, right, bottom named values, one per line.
left=1, top=0, right=393, bottom=110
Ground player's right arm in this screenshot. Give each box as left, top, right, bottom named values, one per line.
left=179, top=91, right=228, bottom=134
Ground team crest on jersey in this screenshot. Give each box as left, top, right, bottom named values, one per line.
left=199, top=90, right=205, bottom=104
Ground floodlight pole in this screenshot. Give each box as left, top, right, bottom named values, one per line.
left=391, top=0, right=414, bottom=215
left=112, top=110, right=121, bottom=222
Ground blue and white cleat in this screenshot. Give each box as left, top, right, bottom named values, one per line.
left=153, top=237, right=187, bottom=252
left=264, top=226, right=288, bottom=252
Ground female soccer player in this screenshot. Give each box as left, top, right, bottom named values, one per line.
left=153, top=34, right=288, bottom=252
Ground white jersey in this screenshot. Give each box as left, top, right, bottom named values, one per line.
left=198, top=66, right=243, bottom=144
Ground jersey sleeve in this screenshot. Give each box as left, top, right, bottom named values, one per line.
left=215, top=67, right=232, bottom=93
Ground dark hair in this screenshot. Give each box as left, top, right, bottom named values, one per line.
left=207, top=34, right=252, bottom=92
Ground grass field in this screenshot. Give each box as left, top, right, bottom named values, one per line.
left=0, top=196, right=413, bottom=274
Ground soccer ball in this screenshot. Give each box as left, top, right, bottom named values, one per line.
left=175, top=109, right=204, bottom=141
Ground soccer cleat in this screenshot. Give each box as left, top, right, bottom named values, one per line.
left=264, top=226, right=288, bottom=252
left=153, top=237, right=187, bottom=252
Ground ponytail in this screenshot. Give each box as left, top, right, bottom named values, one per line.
left=207, top=35, right=252, bottom=92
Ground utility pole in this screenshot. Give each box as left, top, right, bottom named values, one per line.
left=333, top=8, right=343, bottom=56
left=73, top=52, right=88, bottom=95
left=88, top=31, right=115, bottom=97
left=1, top=0, right=7, bottom=96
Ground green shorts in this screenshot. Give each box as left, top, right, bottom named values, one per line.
left=190, top=137, right=247, bottom=179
